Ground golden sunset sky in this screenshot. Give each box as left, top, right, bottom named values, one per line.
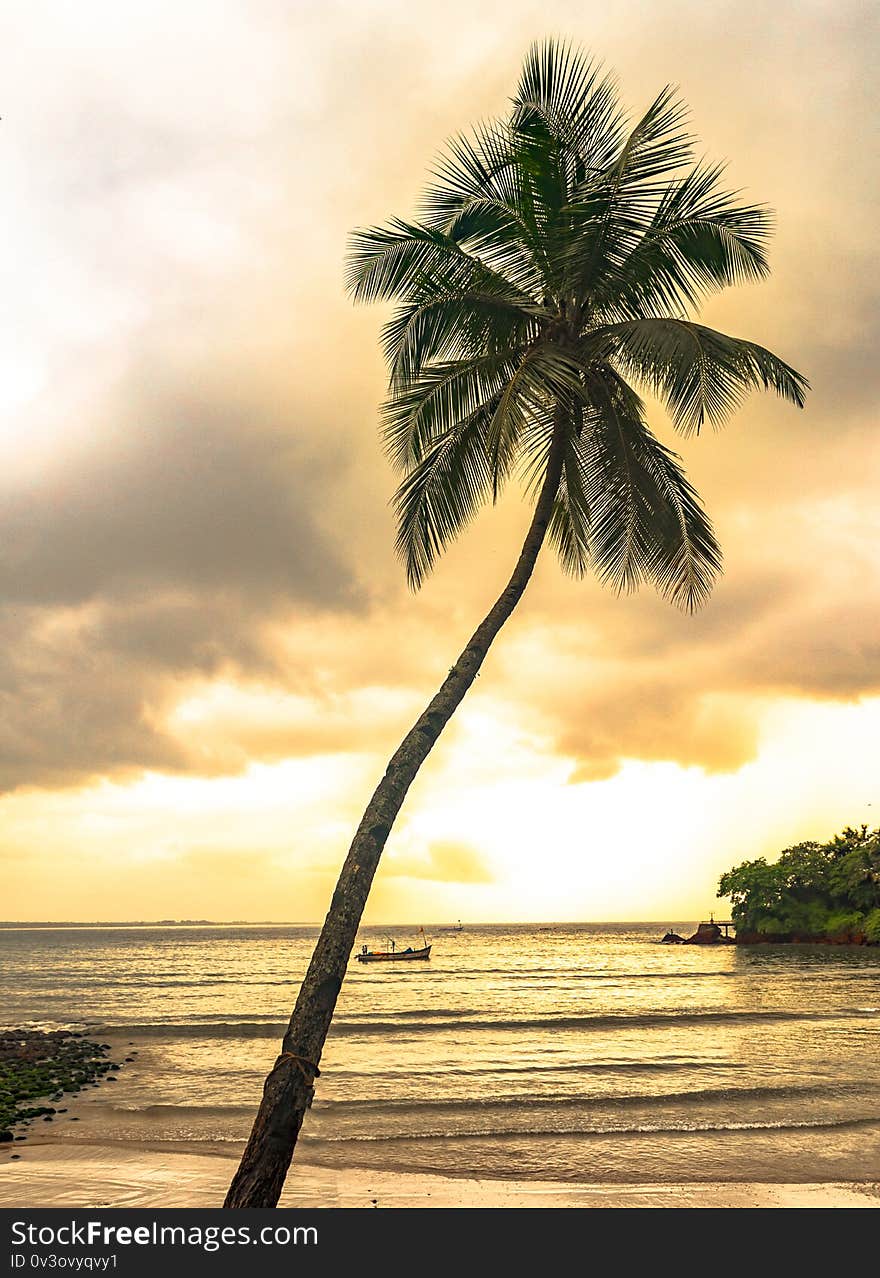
left=1, top=0, right=877, bottom=923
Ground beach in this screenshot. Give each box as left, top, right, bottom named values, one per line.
left=4, top=1143, right=878, bottom=1209
left=4, top=1038, right=876, bottom=1208
left=2, top=923, right=879, bottom=1209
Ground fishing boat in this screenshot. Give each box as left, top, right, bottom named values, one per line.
left=356, top=929, right=431, bottom=963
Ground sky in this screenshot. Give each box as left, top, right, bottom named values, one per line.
left=1, top=0, right=877, bottom=923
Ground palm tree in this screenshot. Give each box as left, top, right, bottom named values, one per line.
left=225, top=39, right=807, bottom=1207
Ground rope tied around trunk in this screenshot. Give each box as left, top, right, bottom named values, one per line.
left=276, top=1052, right=321, bottom=1085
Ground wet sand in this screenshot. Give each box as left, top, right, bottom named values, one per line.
left=2, top=1143, right=878, bottom=1209
left=2, top=1032, right=878, bottom=1209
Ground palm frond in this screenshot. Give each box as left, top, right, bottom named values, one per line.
left=547, top=408, right=593, bottom=576
left=593, top=318, right=808, bottom=433
left=381, top=350, right=528, bottom=470
left=484, top=346, right=584, bottom=498
left=608, top=85, right=694, bottom=189
left=558, top=85, right=694, bottom=300
left=584, top=371, right=722, bottom=609
left=392, top=399, right=501, bottom=589
left=346, top=217, right=530, bottom=305
left=419, top=122, right=550, bottom=296
left=391, top=343, right=592, bottom=584
left=641, top=434, right=723, bottom=610
left=383, top=285, right=543, bottom=390
left=596, top=162, right=773, bottom=317
left=512, top=40, right=627, bottom=194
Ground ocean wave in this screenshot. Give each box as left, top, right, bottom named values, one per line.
left=101, top=1081, right=875, bottom=1122
left=108, top=1104, right=256, bottom=1116
left=312, top=1080, right=874, bottom=1115
left=10, top=977, right=298, bottom=990
left=356, top=968, right=744, bottom=982
left=302, top=1113, right=880, bottom=1145
left=365, top=1057, right=731, bottom=1079
left=102, top=1005, right=879, bottom=1039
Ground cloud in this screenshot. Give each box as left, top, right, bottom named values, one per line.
left=0, top=0, right=877, bottom=807
left=1, top=380, right=360, bottom=611
left=384, top=841, right=495, bottom=884
left=494, top=500, right=880, bottom=781
left=0, top=350, right=380, bottom=791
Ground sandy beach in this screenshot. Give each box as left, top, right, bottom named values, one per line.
left=3, top=1056, right=878, bottom=1212
left=2, top=1142, right=878, bottom=1209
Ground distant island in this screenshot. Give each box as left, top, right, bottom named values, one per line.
left=0, top=920, right=314, bottom=929
left=0, top=920, right=221, bottom=929
left=719, top=824, right=880, bottom=944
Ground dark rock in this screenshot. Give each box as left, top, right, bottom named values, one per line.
left=683, top=921, right=736, bottom=945
left=0, top=1130, right=12, bottom=1142
left=0, top=1029, right=123, bottom=1132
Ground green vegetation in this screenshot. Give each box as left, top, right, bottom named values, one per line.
left=718, top=825, right=880, bottom=942
left=0, top=1031, right=117, bottom=1140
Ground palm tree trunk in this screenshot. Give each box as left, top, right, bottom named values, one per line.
left=224, top=422, right=566, bottom=1208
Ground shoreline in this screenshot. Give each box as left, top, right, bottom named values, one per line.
left=2, top=1142, right=879, bottom=1209
left=3, top=1030, right=879, bottom=1208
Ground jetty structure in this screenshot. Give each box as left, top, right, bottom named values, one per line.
left=661, top=916, right=735, bottom=945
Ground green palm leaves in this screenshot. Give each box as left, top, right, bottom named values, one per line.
left=346, top=39, right=808, bottom=608
left=592, top=319, right=807, bottom=435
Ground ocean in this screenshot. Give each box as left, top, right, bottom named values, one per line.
left=3, top=923, right=879, bottom=1184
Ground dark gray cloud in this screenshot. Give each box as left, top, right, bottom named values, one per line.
left=0, top=360, right=372, bottom=791
left=0, top=604, right=188, bottom=790
left=1, top=382, right=359, bottom=611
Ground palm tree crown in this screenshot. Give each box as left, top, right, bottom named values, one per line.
left=347, top=40, right=808, bottom=610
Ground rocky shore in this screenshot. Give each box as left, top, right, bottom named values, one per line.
left=0, top=1030, right=125, bottom=1145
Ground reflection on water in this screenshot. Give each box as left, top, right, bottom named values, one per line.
left=2, top=923, right=878, bottom=1182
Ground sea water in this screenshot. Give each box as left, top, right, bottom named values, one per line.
left=2, top=922, right=879, bottom=1183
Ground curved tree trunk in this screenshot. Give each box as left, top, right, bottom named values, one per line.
left=224, top=422, right=566, bottom=1208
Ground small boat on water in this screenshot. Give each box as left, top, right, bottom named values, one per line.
left=356, top=928, right=432, bottom=963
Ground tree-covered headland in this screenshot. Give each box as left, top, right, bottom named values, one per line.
left=718, top=825, right=880, bottom=943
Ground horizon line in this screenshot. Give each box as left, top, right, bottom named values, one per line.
left=0, top=917, right=709, bottom=928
